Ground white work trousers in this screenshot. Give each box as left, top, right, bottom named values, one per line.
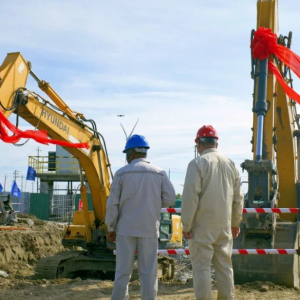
left=189, top=228, right=234, bottom=300
left=111, top=235, right=158, bottom=300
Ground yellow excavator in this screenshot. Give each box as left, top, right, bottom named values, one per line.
left=233, top=0, right=300, bottom=287
left=0, top=52, right=182, bottom=279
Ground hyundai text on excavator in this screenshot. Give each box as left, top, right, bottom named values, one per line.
left=0, top=52, right=182, bottom=279
left=233, top=0, right=300, bottom=288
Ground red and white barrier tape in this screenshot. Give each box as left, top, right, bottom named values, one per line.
left=114, top=249, right=299, bottom=255
left=156, top=249, right=299, bottom=255
left=242, top=208, right=300, bottom=214
left=161, top=208, right=300, bottom=214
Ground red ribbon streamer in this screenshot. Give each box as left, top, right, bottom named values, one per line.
left=0, top=110, right=89, bottom=149
left=268, top=61, right=300, bottom=104
left=251, top=27, right=300, bottom=104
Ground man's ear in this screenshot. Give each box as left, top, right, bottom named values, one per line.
left=127, top=150, right=135, bottom=162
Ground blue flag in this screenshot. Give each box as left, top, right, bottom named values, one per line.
left=26, top=166, right=36, bottom=181
left=11, top=180, right=21, bottom=198
left=0, top=183, right=3, bottom=193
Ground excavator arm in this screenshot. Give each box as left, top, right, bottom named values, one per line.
left=0, top=52, right=112, bottom=238
left=249, top=0, right=298, bottom=220
left=233, top=0, right=300, bottom=288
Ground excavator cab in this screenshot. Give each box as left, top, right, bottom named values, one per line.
left=232, top=0, right=300, bottom=288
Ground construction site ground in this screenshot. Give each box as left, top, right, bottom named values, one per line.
left=0, top=215, right=299, bottom=300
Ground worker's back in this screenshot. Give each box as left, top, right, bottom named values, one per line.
left=183, top=148, right=240, bottom=230
left=109, top=158, right=175, bottom=238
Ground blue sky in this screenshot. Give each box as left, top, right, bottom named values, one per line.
left=0, top=0, right=300, bottom=194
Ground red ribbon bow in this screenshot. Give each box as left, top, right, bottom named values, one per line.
left=251, top=27, right=300, bottom=104
left=251, top=27, right=277, bottom=60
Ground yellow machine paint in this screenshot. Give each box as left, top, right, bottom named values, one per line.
left=170, top=215, right=182, bottom=245
left=68, top=210, right=182, bottom=247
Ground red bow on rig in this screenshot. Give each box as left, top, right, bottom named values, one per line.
left=251, top=27, right=300, bottom=104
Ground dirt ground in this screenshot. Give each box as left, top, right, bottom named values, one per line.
left=0, top=215, right=299, bottom=300
left=0, top=279, right=299, bottom=300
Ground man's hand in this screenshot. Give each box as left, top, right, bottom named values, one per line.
left=231, top=227, right=240, bottom=239
left=107, top=231, right=116, bottom=242
left=183, top=231, right=192, bottom=239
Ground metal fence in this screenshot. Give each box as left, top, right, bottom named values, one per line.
left=50, top=194, right=75, bottom=221
left=28, top=155, right=79, bottom=174
left=0, top=192, right=30, bottom=214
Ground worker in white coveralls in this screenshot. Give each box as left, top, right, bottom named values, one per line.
left=105, top=134, right=176, bottom=300
left=181, top=125, right=244, bottom=300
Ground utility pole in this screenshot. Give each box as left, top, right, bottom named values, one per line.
left=21, top=175, right=24, bottom=191
left=13, top=170, right=19, bottom=182
left=37, top=147, right=41, bottom=160
left=4, top=175, right=7, bottom=191
left=37, top=147, right=41, bottom=193
left=169, top=169, right=171, bottom=179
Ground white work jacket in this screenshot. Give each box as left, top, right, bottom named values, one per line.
left=105, top=158, right=176, bottom=238
left=181, top=148, right=244, bottom=232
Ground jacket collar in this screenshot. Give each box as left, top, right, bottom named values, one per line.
left=201, top=148, right=218, bottom=155
left=130, top=158, right=150, bottom=164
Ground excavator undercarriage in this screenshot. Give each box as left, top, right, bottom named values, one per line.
left=35, top=212, right=181, bottom=280
left=36, top=250, right=175, bottom=280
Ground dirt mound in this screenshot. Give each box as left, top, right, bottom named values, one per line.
left=0, top=214, right=64, bottom=277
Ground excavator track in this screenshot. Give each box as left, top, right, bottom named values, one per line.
left=36, top=249, right=117, bottom=280
left=35, top=251, right=82, bottom=279
left=36, top=250, right=175, bottom=280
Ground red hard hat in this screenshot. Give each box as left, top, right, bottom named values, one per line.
left=195, top=125, right=219, bottom=143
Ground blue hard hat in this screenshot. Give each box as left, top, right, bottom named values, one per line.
left=123, top=134, right=150, bottom=153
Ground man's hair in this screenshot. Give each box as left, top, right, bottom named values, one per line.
left=198, top=137, right=217, bottom=147
left=131, top=149, right=147, bottom=158
left=133, top=152, right=147, bottom=159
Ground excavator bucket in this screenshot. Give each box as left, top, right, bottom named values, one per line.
left=233, top=220, right=300, bottom=287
